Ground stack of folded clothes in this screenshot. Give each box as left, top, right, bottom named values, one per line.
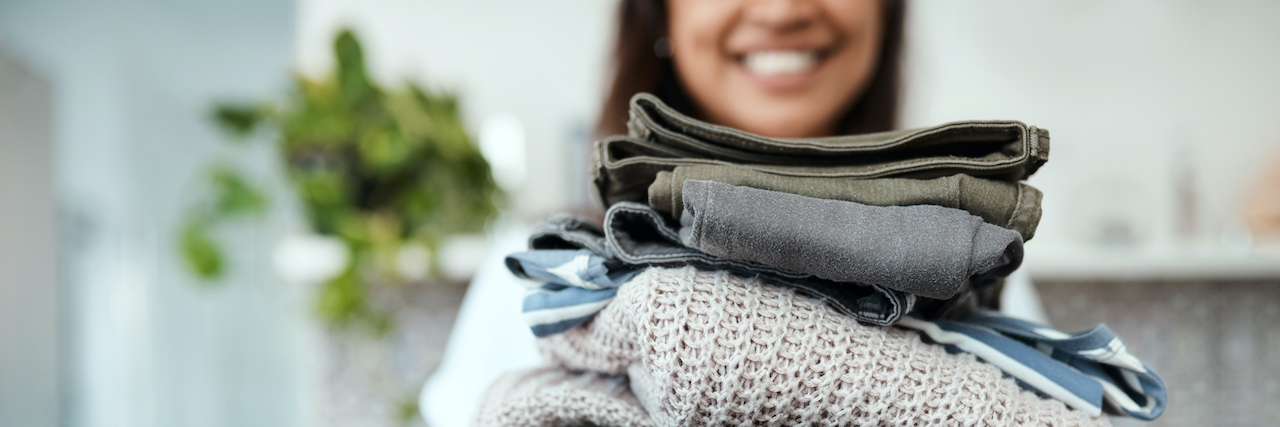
left=475, top=93, right=1166, bottom=426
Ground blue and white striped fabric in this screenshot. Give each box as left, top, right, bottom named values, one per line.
left=896, top=311, right=1166, bottom=420
left=505, top=249, right=640, bottom=337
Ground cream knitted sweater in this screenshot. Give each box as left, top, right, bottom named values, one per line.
left=481, top=267, right=1109, bottom=427
left=477, top=367, right=653, bottom=427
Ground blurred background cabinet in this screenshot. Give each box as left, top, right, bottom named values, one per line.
left=0, top=42, right=57, bottom=427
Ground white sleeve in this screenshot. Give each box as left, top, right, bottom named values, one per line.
left=419, top=224, right=543, bottom=427
left=998, top=267, right=1050, bottom=325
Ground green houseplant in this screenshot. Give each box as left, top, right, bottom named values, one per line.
left=180, top=29, right=501, bottom=334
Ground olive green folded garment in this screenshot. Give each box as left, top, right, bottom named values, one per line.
left=649, top=166, right=1042, bottom=241
left=593, top=93, right=1050, bottom=208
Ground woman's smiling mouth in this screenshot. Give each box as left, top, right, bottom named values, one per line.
left=741, top=50, right=822, bottom=76
left=734, top=48, right=831, bottom=91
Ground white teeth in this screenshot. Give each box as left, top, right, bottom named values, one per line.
left=742, top=50, right=819, bottom=77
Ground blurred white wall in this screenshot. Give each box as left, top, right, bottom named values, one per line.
left=0, top=1, right=300, bottom=427
left=903, top=1, right=1280, bottom=273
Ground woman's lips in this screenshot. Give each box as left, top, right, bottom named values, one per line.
left=735, top=49, right=826, bottom=92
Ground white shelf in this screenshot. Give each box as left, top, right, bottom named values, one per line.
left=1023, top=244, right=1280, bottom=281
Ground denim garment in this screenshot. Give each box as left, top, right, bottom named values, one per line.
left=593, top=93, right=1050, bottom=208
left=678, top=180, right=1024, bottom=299
left=528, top=212, right=916, bottom=326
left=649, top=166, right=1043, bottom=241
left=505, top=249, right=640, bottom=337
left=898, top=311, right=1167, bottom=420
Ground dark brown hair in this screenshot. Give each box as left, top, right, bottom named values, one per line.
left=595, top=0, right=906, bottom=138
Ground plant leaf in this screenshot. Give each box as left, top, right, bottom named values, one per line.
left=211, top=104, right=265, bottom=139
left=180, top=220, right=224, bottom=280
left=333, top=29, right=374, bottom=106
left=211, top=166, right=268, bottom=216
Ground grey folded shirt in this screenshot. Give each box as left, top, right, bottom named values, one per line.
left=678, top=180, right=1024, bottom=300
left=593, top=92, right=1050, bottom=208
left=649, top=165, right=1042, bottom=241
left=528, top=210, right=918, bottom=326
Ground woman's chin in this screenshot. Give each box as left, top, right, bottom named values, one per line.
left=732, top=115, right=833, bottom=139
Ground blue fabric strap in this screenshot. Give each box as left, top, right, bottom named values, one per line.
left=963, top=311, right=1167, bottom=419
left=896, top=311, right=1166, bottom=420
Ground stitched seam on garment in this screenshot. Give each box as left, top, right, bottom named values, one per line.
left=642, top=112, right=1027, bottom=155
left=635, top=94, right=1030, bottom=153
left=1008, top=184, right=1025, bottom=229
left=602, top=156, right=1028, bottom=178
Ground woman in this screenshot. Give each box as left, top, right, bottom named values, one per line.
left=424, top=1, right=1092, bottom=426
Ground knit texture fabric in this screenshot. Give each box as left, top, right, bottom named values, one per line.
left=476, top=366, right=653, bottom=427
left=536, top=267, right=1111, bottom=427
